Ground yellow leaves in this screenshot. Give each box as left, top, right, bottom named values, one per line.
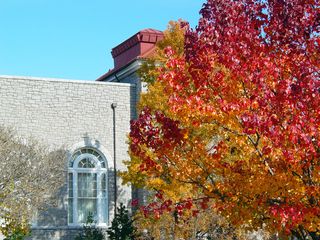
left=148, top=178, right=166, bottom=189
left=157, top=20, right=185, bottom=57
left=125, top=16, right=320, bottom=238
left=139, top=81, right=170, bottom=113
left=134, top=204, right=246, bottom=240
left=121, top=156, right=146, bottom=188
left=182, top=131, right=189, bottom=140
left=137, top=20, right=185, bottom=86
left=0, top=217, right=29, bottom=238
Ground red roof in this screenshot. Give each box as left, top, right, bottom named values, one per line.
left=96, top=28, right=163, bottom=81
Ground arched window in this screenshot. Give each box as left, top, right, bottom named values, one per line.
left=68, top=148, right=108, bottom=226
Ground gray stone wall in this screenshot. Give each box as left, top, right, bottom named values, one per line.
left=0, top=75, right=137, bottom=239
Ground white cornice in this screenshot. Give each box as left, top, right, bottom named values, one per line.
left=0, top=75, right=135, bottom=87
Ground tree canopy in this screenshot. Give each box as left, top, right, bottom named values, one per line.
left=0, top=127, right=65, bottom=237
left=123, top=0, right=320, bottom=238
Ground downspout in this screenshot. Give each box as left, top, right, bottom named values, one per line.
left=114, top=73, right=120, bottom=82
left=111, top=102, right=117, bottom=217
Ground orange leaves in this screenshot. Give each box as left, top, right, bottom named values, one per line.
left=124, top=0, right=320, bottom=237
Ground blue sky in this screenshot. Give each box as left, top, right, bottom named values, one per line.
left=0, top=0, right=204, bottom=80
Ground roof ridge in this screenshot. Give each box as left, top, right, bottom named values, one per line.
left=111, top=28, right=163, bottom=58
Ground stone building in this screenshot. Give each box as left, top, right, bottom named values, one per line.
left=0, top=29, right=163, bottom=240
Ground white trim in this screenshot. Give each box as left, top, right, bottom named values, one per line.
left=104, top=60, right=142, bottom=82
left=74, top=153, right=101, bottom=169
left=97, top=172, right=102, bottom=224
left=0, top=75, right=135, bottom=87
left=68, top=140, right=114, bottom=171
left=67, top=142, right=110, bottom=226
left=31, top=225, right=110, bottom=230
left=73, top=171, right=78, bottom=225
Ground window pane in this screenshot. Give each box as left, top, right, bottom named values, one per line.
left=101, top=197, right=108, bottom=223
left=101, top=174, right=106, bottom=198
left=68, top=148, right=109, bottom=225
left=69, top=148, right=107, bottom=169
left=78, top=173, right=97, bottom=197
left=68, top=173, right=74, bottom=224
left=68, top=173, right=73, bottom=197
left=92, top=150, right=100, bottom=157
left=100, top=160, right=106, bottom=168
left=101, top=173, right=108, bottom=223
left=78, top=199, right=97, bottom=224
left=70, top=150, right=81, bottom=167
left=77, top=173, right=98, bottom=223
left=68, top=198, right=73, bottom=224
left=78, top=158, right=95, bottom=168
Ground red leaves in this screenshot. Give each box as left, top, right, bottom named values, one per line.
left=155, top=191, right=163, bottom=200
left=262, top=146, right=272, bottom=155
left=139, top=157, right=157, bottom=172
left=128, top=0, right=320, bottom=235
left=130, top=107, right=183, bottom=153
left=131, top=199, right=139, bottom=207
left=164, top=46, right=175, bottom=57
left=265, top=0, right=320, bottom=52
left=269, top=204, right=320, bottom=233
left=140, top=196, right=211, bottom=221
left=140, top=199, right=173, bottom=219
left=241, top=113, right=259, bottom=135
left=130, top=108, right=185, bottom=173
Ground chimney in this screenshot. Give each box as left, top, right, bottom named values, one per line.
left=111, top=28, right=164, bottom=70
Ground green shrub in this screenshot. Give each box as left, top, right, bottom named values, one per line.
left=107, top=203, right=136, bottom=240
left=3, top=227, right=30, bottom=240
left=74, top=214, right=104, bottom=240
left=2, top=221, right=30, bottom=240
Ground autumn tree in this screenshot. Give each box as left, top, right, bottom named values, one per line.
left=125, top=21, right=259, bottom=240
left=133, top=206, right=258, bottom=240
left=123, top=0, right=320, bottom=239
left=137, top=20, right=186, bottom=85
left=0, top=127, right=66, bottom=237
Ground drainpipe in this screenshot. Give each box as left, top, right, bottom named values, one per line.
left=111, top=102, right=117, bottom=217
left=114, top=73, right=120, bottom=82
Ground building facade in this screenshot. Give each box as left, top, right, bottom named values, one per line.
left=0, top=29, right=163, bottom=240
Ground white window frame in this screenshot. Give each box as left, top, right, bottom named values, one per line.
left=68, top=149, right=108, bottom=227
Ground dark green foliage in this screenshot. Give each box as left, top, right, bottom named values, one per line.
left=74, top=214, right=104, bottom=240
left=4, top=228, right=29, bottom=240
left=107, top=203, right=136, bottom=240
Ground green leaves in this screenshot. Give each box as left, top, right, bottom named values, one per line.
left=107, top=203, right=136, bottom=240
left=75, top=213, right=104, bottom=240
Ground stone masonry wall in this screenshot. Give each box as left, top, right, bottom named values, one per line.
left=0, top=75, right=137, bottom=239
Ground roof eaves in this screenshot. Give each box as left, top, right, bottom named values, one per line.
left=96, top=58, right=141, bottom=82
